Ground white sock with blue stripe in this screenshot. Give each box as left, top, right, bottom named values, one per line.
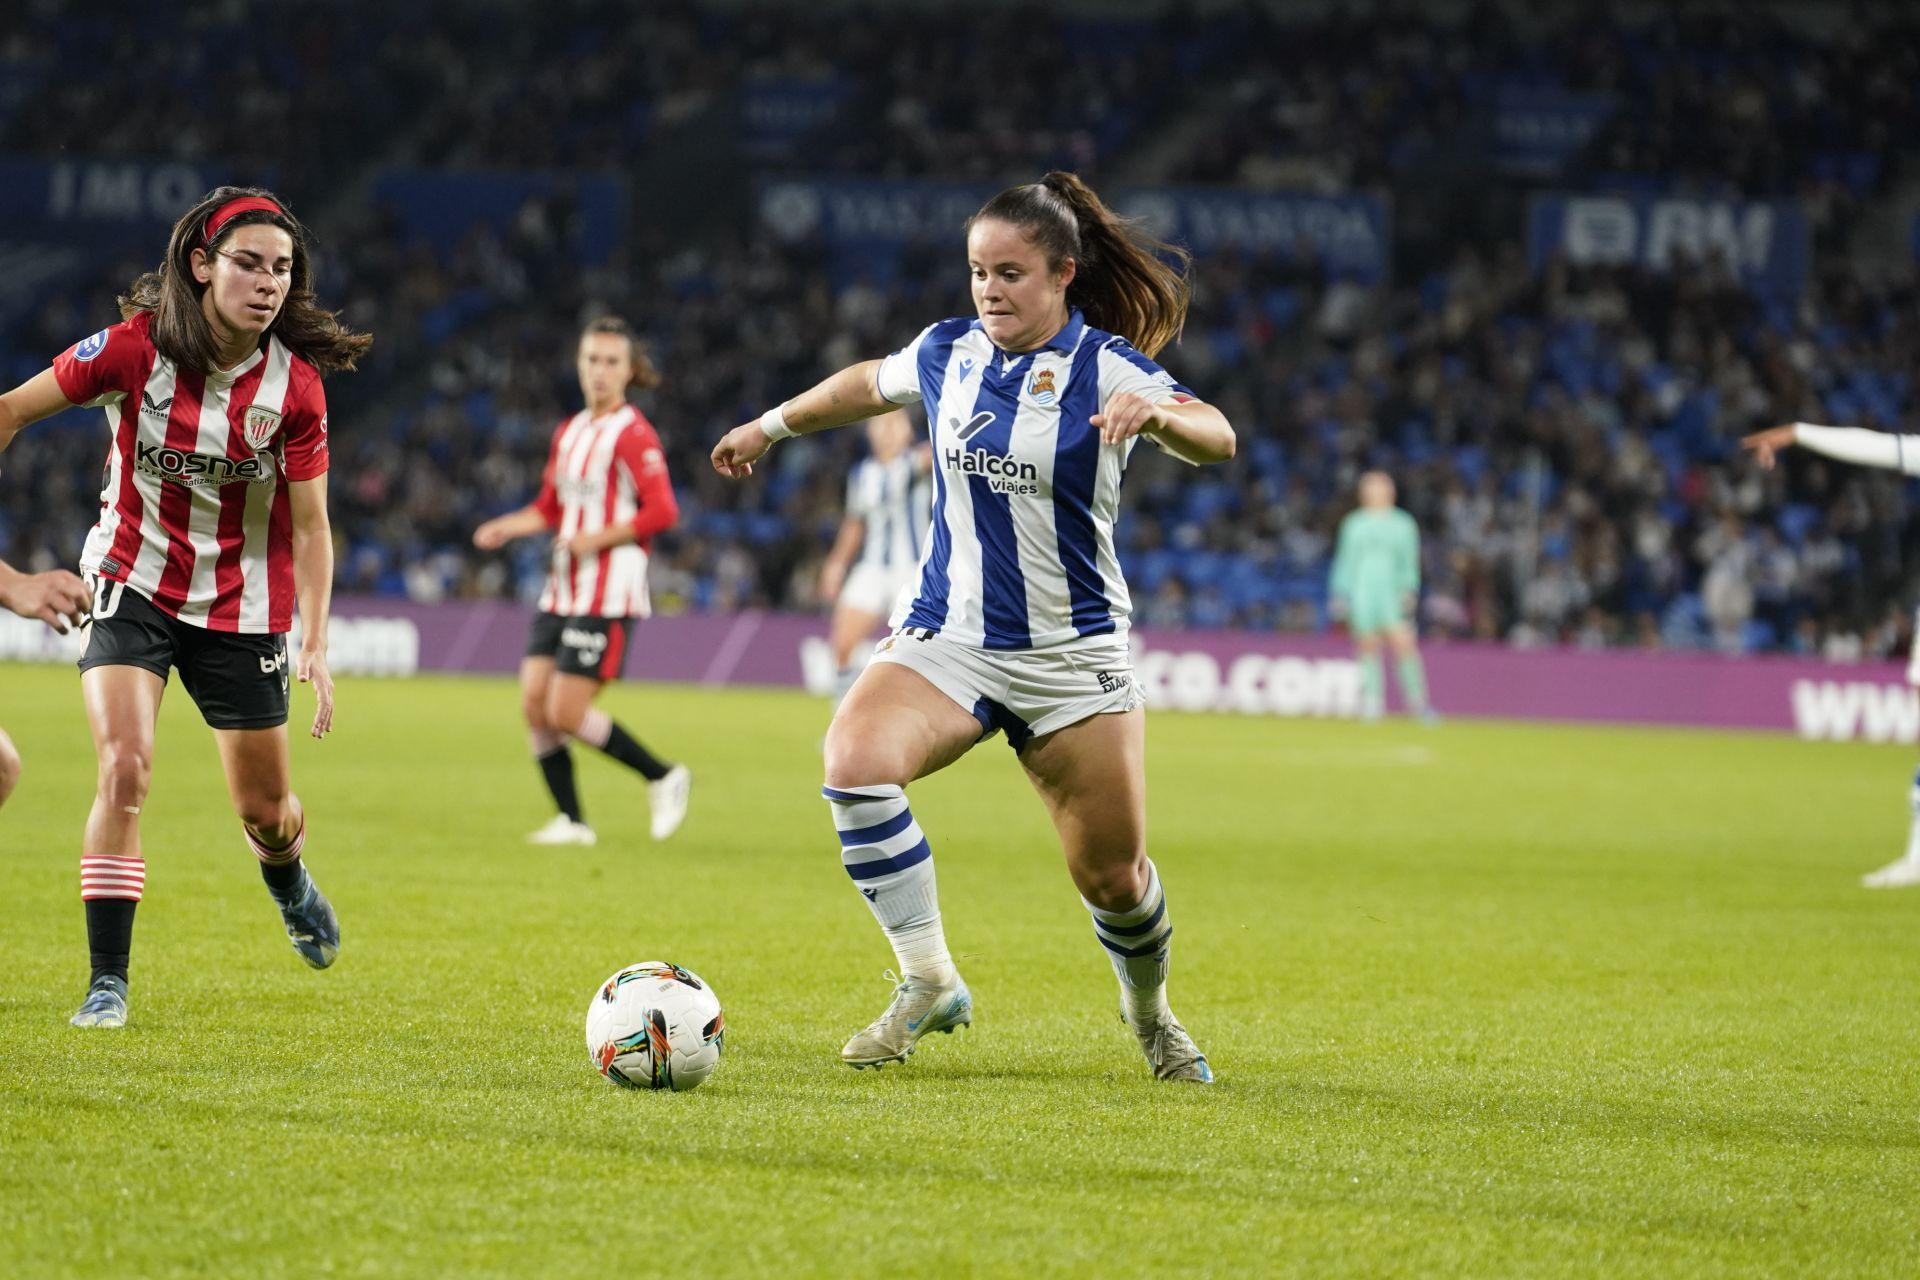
left=1084, top=861, right=1172, bottom=1023
left=824, top=783, right=956, bottom=985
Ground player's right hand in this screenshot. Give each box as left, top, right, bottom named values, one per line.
left=711, top=423, right=773, bottom=480
left=472, top=520, right=507, bottom=551
left=0, top=568, right=89, bottom=634
left=1740, top=424, right=1799, bottom=470
left=297, top=645, right=334, bottom=740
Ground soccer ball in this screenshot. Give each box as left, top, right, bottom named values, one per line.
left=585, top=961, right=726, bottom=1091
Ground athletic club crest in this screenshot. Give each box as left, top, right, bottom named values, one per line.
left=1026, top=368, right=1057, bottom=406
left=242, top=406, right=282, bottom=450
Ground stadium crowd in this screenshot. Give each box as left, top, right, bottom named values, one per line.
left=4, top=1, right=1918, bottom=659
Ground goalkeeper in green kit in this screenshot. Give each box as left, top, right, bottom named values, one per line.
left=1329, top=471, right=1435, bottom=723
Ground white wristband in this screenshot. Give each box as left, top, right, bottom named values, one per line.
left=758, top=404, right=796, bottom=442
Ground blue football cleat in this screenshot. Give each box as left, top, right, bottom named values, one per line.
left=279, top=875, right=340, bottom=969
left=70, top=975, right=129, bottom=1028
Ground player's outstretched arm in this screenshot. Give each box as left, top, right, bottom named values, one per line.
left=0, top=558, right=89, bottom=633
left=711, top=359, right=891, bottom=480
left=289, top=476, right=335, bottom=740
left=0, top=369, right=80, bottom=460
left=1743, top=422, right=1920, bottom=475
left=1091, top=393, right=1235, bottom=465
left=473, top=506, right=551, bottom=551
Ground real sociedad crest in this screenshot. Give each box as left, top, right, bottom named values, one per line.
left=1026, top=367, right=1057, bottom=406
left=242, top=406, right=282, bottom=450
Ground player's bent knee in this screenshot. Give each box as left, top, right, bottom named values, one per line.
left=96, top=739, right=153, bottom=809
left=822, top=731, right=911, bottom=792
left=1078, top=855, right=1151, bottom=912
left=235, top=793, right=292, bottom=833
left=545, top=697, right=586, bottom=738
left=521, top=696, right=551, bottom=733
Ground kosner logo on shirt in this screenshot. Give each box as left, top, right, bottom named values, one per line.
left=134, top=440, right=276, bottom=486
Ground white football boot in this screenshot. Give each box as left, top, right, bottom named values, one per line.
left=1862, top=856, right=1920, bottom=889
left=527, top=815, right=597, bottom=846
left=1124, top=1007, right=1214, bottom=1083
left=648, top=765, right=692, bottom=841
left=841, top=970, right=972, bottom=1068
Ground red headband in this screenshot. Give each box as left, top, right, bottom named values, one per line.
left=203, top=196, right=285, bottom=245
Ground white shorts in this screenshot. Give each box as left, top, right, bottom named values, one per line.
left=840, top=563, right=915, bottom=618
left=869, top=628, right=1145, bottom=749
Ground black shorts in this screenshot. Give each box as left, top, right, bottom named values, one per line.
left=78, top=582, right=290, bottom=730
left=526, top=612, right=633, bottom=681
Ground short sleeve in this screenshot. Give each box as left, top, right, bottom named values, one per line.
left=874, top=324, right=937, bottom=405
left=1095, top=336, right=1196, bottom=408
left=281, top=367, right=330, bottom=482
left=51, top=320, right=148, bottom=409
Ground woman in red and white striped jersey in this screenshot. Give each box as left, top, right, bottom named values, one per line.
left=0, top=186, right=370, bottom=1029
left=473, top=316, right=689, bottom=846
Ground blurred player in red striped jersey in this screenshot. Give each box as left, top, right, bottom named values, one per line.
left=0, top=187, right=370, bottom=1028
left=473, top=317, right=690, bottom=847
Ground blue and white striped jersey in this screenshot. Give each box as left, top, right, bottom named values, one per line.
left=874, top=308, right=1195, bottom=650
left=846, top=454, right=931, bottom=574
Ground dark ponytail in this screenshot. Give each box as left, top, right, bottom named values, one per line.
left=119, top=185, right=372, bottom=374
left=968, top=171, right=1191, bottom=357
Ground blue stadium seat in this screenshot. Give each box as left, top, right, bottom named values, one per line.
left=1776, top=504, right=1819, bottom=545
left=744, top=514, right=790, bottom=545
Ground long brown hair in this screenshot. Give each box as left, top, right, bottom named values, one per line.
left=117, top=185, right=372, bottom=374
left=580, top=315, right=662, bottom=391
left=968, top=171, right=1191, bottom=357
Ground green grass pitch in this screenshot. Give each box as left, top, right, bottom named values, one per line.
left=2, top=660, right=1918, bottom=1277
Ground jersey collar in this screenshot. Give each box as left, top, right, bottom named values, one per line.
left=977, top=308, right=1087, bottom=361
left=206, top=338, right=268, bottom=387
left=1043, top=308, right=1087, bottom=354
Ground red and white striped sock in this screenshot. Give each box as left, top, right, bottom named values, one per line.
left=80, top=854, right=146, bottom=902
left=245, top=821, right=305, bottom=865
left=248, top=821, right=308, bottom=906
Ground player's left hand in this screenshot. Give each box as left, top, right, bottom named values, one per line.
left=1740, top=424, right=1799, bottom=470
left=298, top=646, right=334, bottom=739
left=1090, top=392, right=1163, bottom=446
left=561, top=531, right=599, bottom=558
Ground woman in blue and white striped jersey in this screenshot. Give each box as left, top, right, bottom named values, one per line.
left=712, top=172, right=1235, bottom=1082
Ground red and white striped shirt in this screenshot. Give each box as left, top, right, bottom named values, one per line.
left=53, top=312, right=329, bottom=635
left=533, top=404, right=679, bottom=618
